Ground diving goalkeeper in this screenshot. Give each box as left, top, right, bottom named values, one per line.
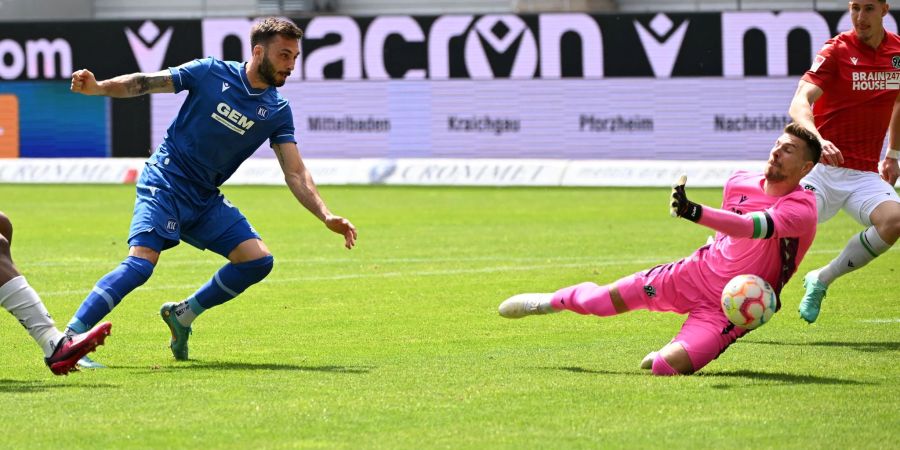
left=499, top=123, right=821, bottom=375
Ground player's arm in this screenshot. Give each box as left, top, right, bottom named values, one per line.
left=788, top=80, right=843, bottom=166
left=788, top=81, right=822, bottom=138
left=670, top=176, right=773, bottom=239
left=879, top=94, right=900, bottom=185
left=70, top=69, right=175, bottom=98
left=272, top=142, right=357, bottom=249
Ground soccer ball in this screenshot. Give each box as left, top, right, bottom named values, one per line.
left=721, top=274, right=777, bottom=330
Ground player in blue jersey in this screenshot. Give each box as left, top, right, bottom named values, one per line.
left=67, top=17, right=357, bottom=364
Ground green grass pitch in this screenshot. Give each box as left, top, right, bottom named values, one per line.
left=0, top=184, right=897, bottom=449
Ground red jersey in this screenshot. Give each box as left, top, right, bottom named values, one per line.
left=801, top=30, right=900, bottom=173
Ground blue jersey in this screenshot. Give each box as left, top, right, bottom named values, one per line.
left=154, top=57, right=296, bottom=194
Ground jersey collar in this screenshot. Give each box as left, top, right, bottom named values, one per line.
left=240, top=62, right=270, bottom=96
left=850, top=29, right=888, bottom=53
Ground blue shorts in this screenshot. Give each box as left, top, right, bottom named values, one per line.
left=127, top=164, right=260, bottom=257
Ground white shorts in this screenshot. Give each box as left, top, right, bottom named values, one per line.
left=801, top=164, right=900, bottom=226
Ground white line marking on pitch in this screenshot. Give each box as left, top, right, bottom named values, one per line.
left=30, top=246, right=861, bottom=298
left=38, top=258, right=665, bottom=297
left=26, top=246, right=849, bottom=268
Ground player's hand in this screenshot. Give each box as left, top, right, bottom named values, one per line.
left=818, top=139, right=844, bottom=166
left=879, top=157, right=900, bottom=186
left=325, top=214, right=357, bottom=249
left=70, top=69, right=101, bottom=95
left=670, top=175, right=702, bottom=222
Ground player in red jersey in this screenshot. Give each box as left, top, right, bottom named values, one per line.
left=788, top=0, right=900, bottom=323
left=0, top=211, right=111, bottom=375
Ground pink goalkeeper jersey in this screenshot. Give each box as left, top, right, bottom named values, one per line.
left=685, top=171, right=817, bottom=306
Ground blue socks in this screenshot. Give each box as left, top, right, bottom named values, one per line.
left=192, top=255, right=274, bottom=311
left=68, top=255, right=273, bottom=332
left=67, top=256, right=154, bottom=333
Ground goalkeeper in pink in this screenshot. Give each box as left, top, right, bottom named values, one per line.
left=499, top=123, right=822, bottom=375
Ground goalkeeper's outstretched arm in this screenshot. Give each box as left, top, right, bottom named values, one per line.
left=670, top=175, right=774, bottom=239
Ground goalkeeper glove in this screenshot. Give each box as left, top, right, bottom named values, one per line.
left=670, top=174, right=702, bottom=222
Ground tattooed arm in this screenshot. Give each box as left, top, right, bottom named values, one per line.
left=70, top=69, right=174, bottom=98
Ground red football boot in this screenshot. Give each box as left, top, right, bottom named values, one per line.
left=45, top=322, right=112, bottom=375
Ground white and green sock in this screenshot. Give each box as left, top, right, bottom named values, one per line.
left=173, top=297, right=205, bottom=327
left=0, top=276, right=65, bottom=357
left=818, top=226, right=891, bottom=285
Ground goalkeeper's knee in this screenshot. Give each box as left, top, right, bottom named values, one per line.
left=651, top=354, right=681, bottom=376
left=651, top=344, right=694, bottom=376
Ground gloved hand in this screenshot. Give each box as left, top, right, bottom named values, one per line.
left=670, top=174, right=702, bottom=222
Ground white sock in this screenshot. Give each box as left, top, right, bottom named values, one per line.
left=819, top=226, right=891, bottom=285
left=173, top=300, right=198, bottom=327
left=0, top=276, right=65, bottom=357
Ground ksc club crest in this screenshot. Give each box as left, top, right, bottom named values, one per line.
left=256, top=106, right=269, bottom=120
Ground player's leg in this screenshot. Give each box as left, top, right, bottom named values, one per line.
left=644, top=310, right=746, bottom=376
left=498, top=279, right=631, bottom=318
left=63, top=179, right=177, bottom=368
left=0, top=211, right=17, bottom=285
left=161, top=239, right=272, bottom=360
left=168, top=226, right=273, bottom=328
left=499, top=260, right=687, bottom=319
left=820, top=195, right=900, bottom=282
left=552, top=281, right=633, bottom=315
left=801, top=170, right=898, bottom=323
left=65, top=243, right=159, bottom=336
left=797, top=166, right=849, bottom=323
left=0, top=212, right=111, bottom=374
left=820, top=200, right=900, bottom=281
left=646, top=342, right=693, bottom=375
left=64, top=174, right=185, bottom=338
left=0, top=212, right=65, bottom=357
left=161, top=199, right=273, bottom=359
left=163, top=236, right=272, bottom=327
left=62, top=241, right=157, bottom=369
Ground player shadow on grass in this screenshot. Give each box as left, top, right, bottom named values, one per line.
left=699, top=370, right=869, bottom=386
left=178, top=361, right=374, bottom=373
left=743, top=340, right=900, bottom=353
left=120, top=361, right=374, bottom=374
left=548, top=366, right=626, bottom=375
left=0, top=379, right=118, bottom=394
left=545, top=367, right=868, bottom=385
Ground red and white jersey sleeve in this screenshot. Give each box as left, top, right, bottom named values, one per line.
left=802, top=37, right=840, bottom=89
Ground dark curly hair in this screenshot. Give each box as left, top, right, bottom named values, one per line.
left=250, top=17, right=303, bottom=47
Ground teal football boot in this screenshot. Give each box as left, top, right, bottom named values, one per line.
left=798, top=271, right=828, bottom=324
left=160, top=302, right=191, bottom=360
left=76, top=355, right=108, bottom=369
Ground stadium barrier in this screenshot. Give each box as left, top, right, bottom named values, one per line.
left=0, top=12, right=871, bottom=186
left=0, top=158, right=762, bottom=187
